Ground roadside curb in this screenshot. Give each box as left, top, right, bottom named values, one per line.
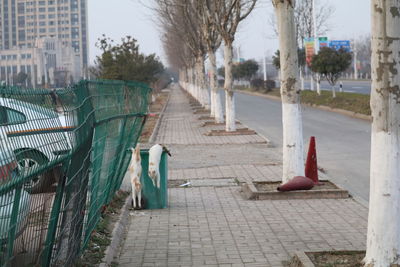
left=235, top=119, right=273, bottom=146
left=99, top=195, right=132, bottom=267
left=148, top=89, right=172, bottom=144
left=235, top=89, right=372, bottom=122
left=322, top=172, right=369, bottom=209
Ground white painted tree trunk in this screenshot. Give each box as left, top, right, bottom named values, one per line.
left=281, top=103, right=304, bottom=182
left=209, top=50, right=224, bottom=123
left=310, top=75, right=314, bottom=91
left=210, top=68, right=215, bottom=118
left=354, top=50, right=358, bottom=80
left=188, top=68, right=195, bottom=97
left=316, top=74, right=321, bottom=94
left=214, top=92, right=224, bottom=123
left=331, top=85, right=336, bottom=98
left=196, top=56, right=210, bottom=109
left=274, top=0, right=305, bottom=183
left=300, top=68, right=304, bottom=90
left=364, top=1, right=400, bottom=266
left=224, top=43, right=236, bottom=131
left=195, top=60, right=203, bottom=106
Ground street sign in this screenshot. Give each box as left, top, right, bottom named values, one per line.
left=319, top=37, right=328, bottom=49
left=329, top=40, right=351, bottom=52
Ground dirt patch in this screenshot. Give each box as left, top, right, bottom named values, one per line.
left=76, top=190, right=129, bottom=266
left=192, top=106, right=206, bottom=111
left=255, top=181, right=339, bottom=192
left=205, top=128, right=256, bottom=136
left=198, top=116, right=215, bottom=120
left=201, top=121, right=241, bottom=127
left=193, top=109, right=210, bottom=114
left=190, top=104, right=203, bottom=109
left=139, top=92, right=169, bottom=143
left=306, top=251, right=365, bottom=267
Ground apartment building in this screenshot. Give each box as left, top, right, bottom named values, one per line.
left=0, top=0, right=88, bottom=85
left=0, top=37, right=81, bottom=87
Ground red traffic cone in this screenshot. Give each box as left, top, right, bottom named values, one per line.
left=277, top=176, right=314, bottom=192
left=305, top=136, right=319, bottom=184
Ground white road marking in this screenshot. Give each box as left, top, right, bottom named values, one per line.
left=352, top=87, right=363, bottom=89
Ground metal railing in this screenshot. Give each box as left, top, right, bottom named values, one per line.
left=0, top=80, right=151, bottom=266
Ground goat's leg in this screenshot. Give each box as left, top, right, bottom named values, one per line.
left=132, top=187, right=137, bottom=208
left=138, top=190, right=141, bottom=208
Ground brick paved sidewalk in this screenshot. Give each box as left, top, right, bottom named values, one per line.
left=117, top=85, right=368, bottom=267
left=155, top=87, right=267, bottom=145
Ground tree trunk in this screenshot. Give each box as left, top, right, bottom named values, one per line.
left=310, top=75, right=314, bottom=91
left=224, top=42, right=236, bottom=131
left=274, top=0, right=305, bottom=183
left=188, top=68, right=194, bottom=96
left=316, top=74, right=321, bottom=95
left=331, top=85, right=336, bottom=98
left=194, top=60, right=202, bottom=106
left=300, top=67, right=305, bottom=90
left=191, top=67, right=198, bottom=102
left=209, top=50, right=224, bottom=123
left=196, top=55, right=210, bottom=109
left=364, top=1, right=400, bottom=266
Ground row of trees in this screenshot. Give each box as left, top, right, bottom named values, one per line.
left=157, top=0, right=257, bottom=130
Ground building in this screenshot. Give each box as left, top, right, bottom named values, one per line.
left=0, top=0, right=88, bottom=82
left=0, top=37, right=81, bottom=87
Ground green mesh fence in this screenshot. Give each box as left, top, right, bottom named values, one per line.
left=0, top=80, right=151, bottom=266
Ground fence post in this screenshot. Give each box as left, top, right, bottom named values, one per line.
left=41, top=170, right=66, bottom=267
left=6, top=185, right=22, bottom=263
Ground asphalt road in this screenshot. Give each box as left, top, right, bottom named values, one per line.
left=224, top=91, right=371, bottom=202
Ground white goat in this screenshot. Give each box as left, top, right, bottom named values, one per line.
left=126, top=144, right=142, bottom=209
left=148, top=144, right=171, bottom=188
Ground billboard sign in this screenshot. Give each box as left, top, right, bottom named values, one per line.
left=304, top=37, right=315, bottom=66
left=329, top=40, right=351, bottom=52
left=319, top=37, right=329, bottom=49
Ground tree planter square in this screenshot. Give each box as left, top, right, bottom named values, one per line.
left=241, top=180, right=349, bottom=200
left=190, top=105, right=203, bottom=110
left=198, top=115, right=226, bottom=120
left=205, top=128, right=256, bottom=136
left=201, top=121, right=241, bottom=127
left=193, top=109, right=210, bottom=114
left=288, top=251, right=365, bottom=267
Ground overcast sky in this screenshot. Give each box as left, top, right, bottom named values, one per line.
left=88, top=0, right=371, bottom=66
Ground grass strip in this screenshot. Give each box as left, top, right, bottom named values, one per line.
left=237, top=87, right=371, bottom=116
